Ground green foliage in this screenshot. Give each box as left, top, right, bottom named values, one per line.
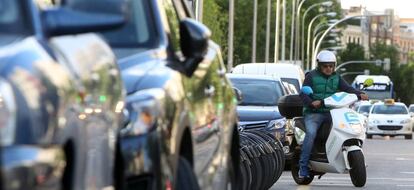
left=338, top=43, right=365, bottom=63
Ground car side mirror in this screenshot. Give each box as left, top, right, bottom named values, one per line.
left=233, top=87, right=242, bottom=103
left=42, top=0, right=127, bottom=36
left=179, top=18, right=211, bottom=77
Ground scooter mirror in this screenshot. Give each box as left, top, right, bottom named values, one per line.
left=363, top=78, right=374, bottom=88
left=301, top=86, right=313, bottom=95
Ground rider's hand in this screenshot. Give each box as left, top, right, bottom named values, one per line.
left=311, top=100, right=322, bottom=108
left=360, top=94, right=369, bottom=100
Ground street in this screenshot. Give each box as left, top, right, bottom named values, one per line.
left=271, top=135, right=414, bottom=190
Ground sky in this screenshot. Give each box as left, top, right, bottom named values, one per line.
left=340, top=0, right=414, bottom=18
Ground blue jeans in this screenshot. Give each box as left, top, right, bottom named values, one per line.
left=299, top=113, right=331, bottom=175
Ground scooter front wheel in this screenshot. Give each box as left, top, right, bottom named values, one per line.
left=291, top=151, right=314, bottom=185
left=348, top=150, right=367, bottom=187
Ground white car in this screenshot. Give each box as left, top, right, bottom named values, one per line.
left=356, top=102, right=372, bottom=128
left=367, top=100, right=412, bottom=139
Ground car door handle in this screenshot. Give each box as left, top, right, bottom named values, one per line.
left=204, top=85, right=215, bottom=97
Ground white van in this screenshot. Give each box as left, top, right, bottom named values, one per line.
left=232, top=63, right=305, bottom=92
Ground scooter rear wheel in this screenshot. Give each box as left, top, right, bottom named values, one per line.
left=348, top=150, right=367, bottom=187
left=291, top=151, right=314, bottom=185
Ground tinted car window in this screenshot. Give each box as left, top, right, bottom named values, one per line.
left=372, top=105, right=408, bottom=115
left=409, top=106, right=414, bottom=113
left=0, top=0, right=32, bottom=45
left=280, top=77, right=300, bottom=92
left=358, top=105, right=372, bottom=113
left=230, top=79, right=283, bottom=106
left=100, top=0, right=157, bottom=50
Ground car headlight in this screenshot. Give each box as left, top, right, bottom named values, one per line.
left=267, top=118, right=286, bottom=130
left=0, top=79, right=16, bottom=146
left=370, top=119, right=380, bottom=124
left=400, top=119, right=411, bottom=124
left=120, top=89, right=165, bottom=136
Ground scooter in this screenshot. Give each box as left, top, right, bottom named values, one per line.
left=280, top=85, right=371, bottom=187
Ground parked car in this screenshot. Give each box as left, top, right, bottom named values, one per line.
left=367, top=99, right=412, bottom=139
left=232, top=63, right=305, bottom=92
left=99, top=0, right=239, bottom=189
left=226, top=74, right=294, bottom=158
left=0, top=0, right=126, bottom=189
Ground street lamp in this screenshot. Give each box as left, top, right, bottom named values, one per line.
left=311, top=29, right=337, bottom=62
left=300, top=1, right=333, bottom=67
left=306, top=12, right=337, bottom=70
left=313, top=14, right=390, bottom=69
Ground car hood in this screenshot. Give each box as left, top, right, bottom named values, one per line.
left=118, top=49, right=165, bottom=94
left=369, top=114, right=410, bottom=119
left=237, top=105, right=283, bottom=121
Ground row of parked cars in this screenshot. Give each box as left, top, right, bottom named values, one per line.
left=0, top=0, right=240, bottom=189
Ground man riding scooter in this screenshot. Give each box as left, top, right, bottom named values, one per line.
left=298, top=50, right=369, bottom=179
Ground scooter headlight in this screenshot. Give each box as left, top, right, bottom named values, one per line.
left=0, top=79, right=17, bottom=146
left=350, top=124, right=364, bottom=134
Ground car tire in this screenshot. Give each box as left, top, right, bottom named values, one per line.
left=348, top=150, right=367, bottom=187
left=176, top=157, right=200, bottom=190
left=405, top=134, right=412, bottom=140
left=366, top=134, right=373, bottom=139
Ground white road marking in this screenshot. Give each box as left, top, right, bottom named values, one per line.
left=401, top=172, right=414, bottom=175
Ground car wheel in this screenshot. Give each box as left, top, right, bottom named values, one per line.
left=176, top=157, right=200, bottom=190
left=366, top=134, right=373, bottom=139
left=405, top=134, right=412, bottom=140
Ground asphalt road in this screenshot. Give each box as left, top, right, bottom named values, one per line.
left=271, top=135, right=414, bottom=190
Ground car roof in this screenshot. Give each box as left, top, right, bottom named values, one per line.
left=373, top=102, right=406, bottom=107
left=226, top=73, right=281, bottom=82
left=354, top=75, right=391, bottom=84
left=232, top=63, right=304, bottom=80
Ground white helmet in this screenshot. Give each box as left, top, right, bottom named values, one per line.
left=316, top=50, right=337, bottom=67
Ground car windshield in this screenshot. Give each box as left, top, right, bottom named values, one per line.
left=371, top=105, right=408, bottom=115
left=230, top=78, right=283, bottom=106
left=100, top=0, right=157, bottom=58
left=358, top=105, right=372, bottom=113
left=280, top=77, right=300, bottom=92
left=0, top=0, right=32, bottom=46
left=409, top=106, right=414, bottom=113
left=362, top=90, right=391, bottom=101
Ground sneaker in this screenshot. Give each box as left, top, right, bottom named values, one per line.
left=298, top=168, right=310, bottom=179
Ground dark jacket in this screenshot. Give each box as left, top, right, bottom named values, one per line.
left=300, top=69, right=363, bottom=114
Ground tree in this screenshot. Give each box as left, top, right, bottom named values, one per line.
left=338, top=43, right=365, bottom=63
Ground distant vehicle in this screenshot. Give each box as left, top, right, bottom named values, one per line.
left=356, top=101, right=372, bottom=128
left=366, top=99, right=412, bottom=139
left=409, top=104, right=414, bottom=116
left=227, top=74, right=293, bottom=157
left=0, top=0, right=126, bottom=189
left=232, top=63, right=305, bottom=92
left=352, top=75, right=394, bottom=101
left=357, top=102, right=372, bottom=117
left=100, top=0, right=239, bottom=189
